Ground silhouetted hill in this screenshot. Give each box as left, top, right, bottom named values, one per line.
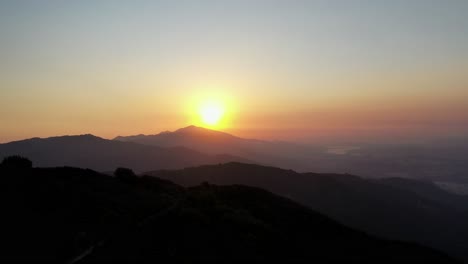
left=0, top=162, right=456, bottom=263
left=0, top=134, right=248, bottom=172
left=115, top=126, right=468, bottom=184
left=114, top=125, right=244, bottom=146
left=147, top=162, right=468, bottom=261
left=114, top=125, right=316, bottom=171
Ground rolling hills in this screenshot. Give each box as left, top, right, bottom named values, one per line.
left=147, top=162, right=468, bottom=261
left=0, top=159, right=456, bottom=263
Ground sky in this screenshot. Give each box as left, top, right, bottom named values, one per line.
left=1, top=0, right=468, bottom=143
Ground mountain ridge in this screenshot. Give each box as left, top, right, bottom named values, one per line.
left=114, top=125, right=316, bottom=171
left=146, top=162, right=468, bottom=262
left=0, top=134, right=249, bottom=172
left=114, top=126, right=468, bottom=184
left=0, top=161, right=457, bottom=263
left=115, top=125, right=247, bottom=141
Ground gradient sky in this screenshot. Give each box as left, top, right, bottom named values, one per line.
left=1, top=0, right=468, bottom=143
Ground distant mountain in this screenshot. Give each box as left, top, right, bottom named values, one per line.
left=114, top=125, right=321, bottom=171
left=0, top=134, right=247, bottom=172
left=0, top=162, right=456, bottom=263
left=147, top=162, right=468, bottom=262
left=115, top=126, right=468, bottom=183
left=114, top=125, right=243, bottom=149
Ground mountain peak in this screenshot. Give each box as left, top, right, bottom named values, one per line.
left=175, top=125, right=207, bottom=133
left=50, top=134, right=104, bottom=141
left=114, top=126, right=240, bottom=141
left=173, top=125, right=238, bottom=139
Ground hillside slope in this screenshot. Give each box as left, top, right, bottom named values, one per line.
left=0, top=161, right=456, bottom=263
left=148, top=162, right=468, bottom=261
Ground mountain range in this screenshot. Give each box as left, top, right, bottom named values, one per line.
left=3, top=126, right=468, bottom=185
left=0, top=133, right=247, bottom=172
left=0, top=160, right=457, bottom=263
left=115, top=125, right=316, bottom=171
left=1, top=126, right=468, bottom=261
left=147, top=162, right=468, bottom=261
left=115, top=126, right=468, bottom=184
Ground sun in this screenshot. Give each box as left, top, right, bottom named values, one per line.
left=199, top=101, right=224, bottom=126
left=187, top=92, right=233, bottom=129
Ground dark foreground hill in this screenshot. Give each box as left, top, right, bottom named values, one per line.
left=0, top=160, right=456, bottom=263
left=148, top=162, right=468, bottom=262
left=0, top=134, right=247, bottom=172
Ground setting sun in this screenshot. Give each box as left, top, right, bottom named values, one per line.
left=199, top=101, right=224, bottom=126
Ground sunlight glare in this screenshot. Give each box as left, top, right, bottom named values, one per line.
left=199, top=101, right=224, bottom=126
